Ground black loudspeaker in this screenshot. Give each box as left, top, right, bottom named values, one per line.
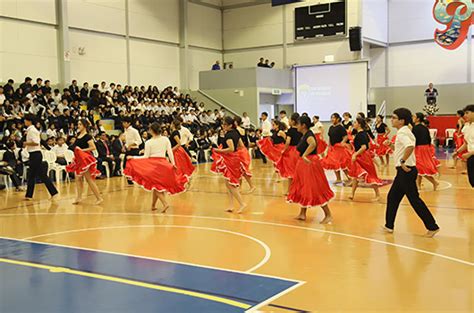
left=367, top=104, right=376, bottom=118
left=349, top=27, right=362, bottom=52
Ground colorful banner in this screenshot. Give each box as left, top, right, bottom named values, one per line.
left=433, top=0, right=473, bottom=50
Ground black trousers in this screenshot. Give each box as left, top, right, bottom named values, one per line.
left=385, top=167, right=439, bottom=231
left=26, top=151, right=58, bottom=198
left=467, top=155, right=474, bottom=187
left=124, top=149, right=140, bottom=183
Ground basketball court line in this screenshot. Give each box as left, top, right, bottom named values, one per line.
left=22, top=225, right=272, bottom=273
left=1, top=213, right=472, bottom=266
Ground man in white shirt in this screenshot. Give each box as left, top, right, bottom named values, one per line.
left=384, top=108, right=439, bottom=237
left=23, top=114, right=58, bottom=200
left=260, top=112, right=272, bottom=137
left=455, top=104, right=474, bottom=187
left=242, top=112, right=251, bottom=129
left=122, top=116, right=142, bottom=185
left=0, top=87, right=5, bottom=105
left=279, top=110, right=289, bottom=128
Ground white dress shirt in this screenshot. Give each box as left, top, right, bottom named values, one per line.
left=280, top=116, right=289, bottom=128
left=179, top=127, right=194, bottom=145
left=52, top=144, right=68, bottom=157
left=462, top=122, right=474, bottom=152
left=261, top=119, right=272, bottom=137
left=242, top=116, right=251, bottom=129
left=311, top=121, right=323, bottom=134
left=124, top=126, right=142, bottom=149
left=138, top=137, right=175, bottom=165
left=26, top=125, right=41, bottom=153
left=393, top=125, right=416, bottom=167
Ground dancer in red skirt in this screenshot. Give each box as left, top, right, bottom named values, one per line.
left=258, top=120, right=287, bottom=182
left=276, top=113, right=302, bottom=194
left=311, top=115, right=328, bottom=155
left=211, top=116, right=247, bottom=213
left=124, top=123, right=187, bottom=212
left=66, top=119, right=103, bottom=205
left=321, top=113, right=352, bottom=184
left=375, top=114, right=391, bottom=166
left=452, top=110, right=467, bottom=170
left=170, top=120, right=195, bottom=183
left=287, top=116, right=334, bottom=223
left=412, top=113, right=439, bottom=190
left=234, top=116, right=255, bottom=193
left=348, top=117, right=382, bottom=200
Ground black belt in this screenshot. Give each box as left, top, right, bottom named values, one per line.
left=395, top=165, right=416, bottom=170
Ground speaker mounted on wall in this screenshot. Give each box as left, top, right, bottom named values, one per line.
left=349, top=26, right=362, bottom=52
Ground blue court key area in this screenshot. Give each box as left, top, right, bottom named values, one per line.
left=0, top=238, right=299, bottom=313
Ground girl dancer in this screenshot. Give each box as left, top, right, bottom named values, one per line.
left=348, top=117, right=382, bottom=200
left=258, top=120, right=287, bottom=164
left=375, top=114, right=391, bottom=166
left=211, top=116, right=247, bottom=213
left=412, top=113, right=439, bottom=190
left=234, top=116, right=255, bottom=193
left=276, top=113, right=302, bottom=194
left=452, top=110, right=467, bottom=170
left=124, top=122, right=187, bottom=212
left=321, top=113, right=352, bottom=184
left=66, top=119, right=103, bottom=205
left=287, top=116, right=334, bottom=223
left=311, top=115, right=328, bottom=155
left=170, top=120, right=195, bottom=183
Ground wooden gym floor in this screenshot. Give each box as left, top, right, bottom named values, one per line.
left=0, top=157, right=472, bottom=312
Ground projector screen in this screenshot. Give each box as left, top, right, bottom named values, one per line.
left=295, top=62, right=368, bottom=122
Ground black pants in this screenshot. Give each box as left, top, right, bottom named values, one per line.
left=385, top=167, right=439, bottom=231
left=468, top=155, right=474, bottom=187
left=124, top=149, right=140, bottom=184
left=26, top=151, right=58, bottom=198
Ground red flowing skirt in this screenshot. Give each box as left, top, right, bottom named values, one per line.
left=211, top=150, right=243, bottom=186
left=376, top=135, right=392, bottom=156
left=124, top=157, right=187, bottom=194
left=257, top=138, right=285, bottom=163
left=173, top=146, right=195, bottom=181
left=347, top=130, right=354, bottom=144
left=429, top=145, right=441, bottom=168
left=237, top=147, right=252, bottom=177
left=66, top=147, right=101, bottom=178
left=315, top=133, right=328, bottom=154
left=321, top=143, right=352, bottom=170
left=454, top=133, right=466, bottom=161
left=348, top=151, right=383, bottom=185
left=287, top=155, right=335, bottom=208
left=275, top=146, right=300, bottom=179
left=415, top=145, right=439, bottom=176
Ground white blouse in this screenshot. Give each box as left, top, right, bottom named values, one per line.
left=138, top=136, right=175, bottom=165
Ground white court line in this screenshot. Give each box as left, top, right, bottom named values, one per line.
left=1, top=212, right=472, bottom=267
left=22, top=225, right=271, bottom=273
left=247, top=281, right=306, bottom=313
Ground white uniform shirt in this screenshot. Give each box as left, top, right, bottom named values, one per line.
left=261, top=119, right=272, bottom=137
left=242, top=116, right=251, bottom=129
left=139, top=137, right=175, bottom=165
left=462, top=122, right=474, bottom=152
left=393, top=125, right=416, bottom=167
left=311, top=121, right=324, bottom=134
left=26, top=125, right=41, bottom=153
left=179, top=127, right=194, bottom=145
left=124, top=126, right=142, bottom=149
left=280, top=116, right=289, bottom=128
left=52, top=144, right=68, bottom=157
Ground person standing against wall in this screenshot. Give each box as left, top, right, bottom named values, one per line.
left=455, top=105, right=474, bottom=187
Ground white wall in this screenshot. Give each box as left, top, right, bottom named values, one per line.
left=0, top=20, right=58, bottom=83
left=225, top=47, right=283, bottom=68
left=68, top=0, right=126, bottom=35
left=128, top=0, right=179, bottom=43
left=129, top=39, right=180, bottom=87
left=362, top=0, right=387, bottom=43
left=368, top=47, right=386, bottom=88
left=188, top=48, right=222, bottom=90
left=69, top=30, right=127, bottom=85
left=189, top=3, right=222, bottom=50
left=0, top=0, right=56, bottom=24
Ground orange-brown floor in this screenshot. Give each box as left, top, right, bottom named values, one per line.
left=1, top=159, right=473, bottom=312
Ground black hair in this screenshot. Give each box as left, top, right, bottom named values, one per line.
left=234, top=116, right=242, bottom=126
left=172, top=119, right=182, bottom=130
left=24, top=113, right=36, bottom=123
left=223, top=116, right=235, bottom=127
left=6, top=141, right=15, bottom=150
left=290, top=113, right=300, bottom=124
left=393, top=108, right=413, bottom=126
left=261, top=112, right=268, bottom=117
left=298, top=116, right=312, bottom=129
left=149, top=122, right=162, bottom=135
left=377, top=114, right=384, bottom=120
left=463, top=104, right=474, bottom=113
left=414, top=112, right=425, bottom=123
left=273, top=120, right=288, bottom=131
left=280, top=110, right=286, bottom=115
left=313, top=115, right=319, bottom=120
left=343, top=112, right=352, bottom=118
left=457, top=110, right=465, bottom=117
left=355, top=117, right=367, bottom=130
left=122, top=116, right=132, bottom=124
left=78, top=118, right=90, bottom=132
left=331, top=113, right=342, bottom=122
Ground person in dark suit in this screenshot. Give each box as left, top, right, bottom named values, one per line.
left=3, top=141, right=24, bottom=191
left=96, top=132, right=120, bottom=177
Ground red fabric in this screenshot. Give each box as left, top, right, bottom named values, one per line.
left=368, top=137, right=377, bottom=158
left=66, top=147, right=101, bottom=178
left=454, top=132, right=466, bottom=161
left=426, top=115, right=458, bottom=145
left=124, top=157, right=187, bottom=194
left=348, top=151, right=383, bottom=185
left=315, top=133, right=328, bottom=154
left=321, top=143, right=352, bottom=170
left=376, top=134, right=392, bottom=156
left=257, top=137, right=285, bottom=163
left=237, top=147, right=252, bottom=177
left=415, top=145, right=439, bottom=176
left=211, top=150, right=243, bottom=186
left=173, top=146, right=195, bottom=181
left=429, top=145, right=441, bottom=168
left=275, top=146, right=300, bottom=178
left=287, top=155, right=334, bottom=208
